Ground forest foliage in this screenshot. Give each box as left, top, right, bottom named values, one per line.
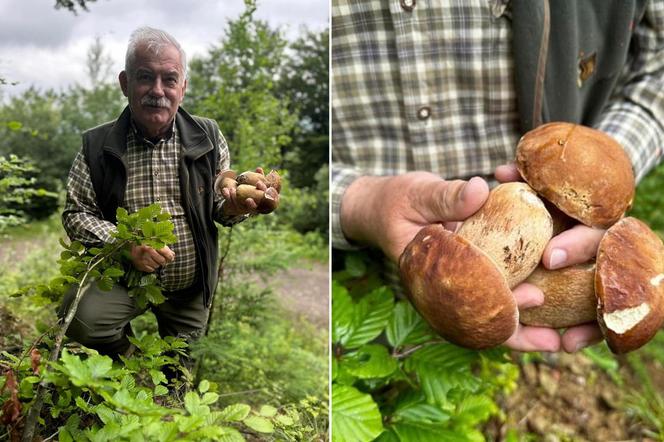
left=1, top=0, right=329, bottom=440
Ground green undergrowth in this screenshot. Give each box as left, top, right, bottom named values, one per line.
left=630, top=160, right=664, bottom=235
left=0, top=207, right=328, bottom=440
left=332, top=251, right=519, bottom=442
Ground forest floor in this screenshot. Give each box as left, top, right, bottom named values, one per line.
left=486, top=351, right=662, bottom=441
left=3, top=227, right=663, bottom=440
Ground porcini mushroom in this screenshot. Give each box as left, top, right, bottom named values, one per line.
left=519, top=263, right=597, bottom=328
left=399, top=182, right=553, bottom=349
left=516, top=122, right=634, bottom=228
left=595, top=217, right=664, bottom=353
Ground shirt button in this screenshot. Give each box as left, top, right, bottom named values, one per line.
left=156, top=197, right=161, bottom=202
left=400, top=0, right=415, bottom=12
left=154, top=170, right=159, bottom=176
left=417, top=106, right=431, bottom=120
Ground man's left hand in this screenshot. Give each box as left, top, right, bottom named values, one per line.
left=495, top=163, right=604, bottom=353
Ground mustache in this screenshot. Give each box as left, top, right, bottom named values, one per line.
left=141, top=96, right=172, bottom=108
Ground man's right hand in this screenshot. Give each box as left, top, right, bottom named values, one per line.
left=340, top=172, right=490, bottom=263
left=130, top=245, right=175, bottom=273
left=339, top=172, right=573, bottom=353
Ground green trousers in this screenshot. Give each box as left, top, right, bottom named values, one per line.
left=57, top=282, right=210, bottom=356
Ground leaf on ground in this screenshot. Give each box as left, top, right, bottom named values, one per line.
left=243, top=415, right=274, bottom=433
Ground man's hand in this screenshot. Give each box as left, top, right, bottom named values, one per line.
left=130, top=244, right=175, bottom=273
left=341, top=171, right=490, bottom=263
left=220, top=167, right=280, bottom=216
left=496, top=163, right=604, bottom=352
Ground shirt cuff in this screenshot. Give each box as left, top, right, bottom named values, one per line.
left=331, top=165, right=364, bottom=250
left=595, top=103, right=664, bottom=183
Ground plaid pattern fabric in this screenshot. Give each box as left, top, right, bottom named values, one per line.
left=331, top=0, right=664, bottom=250
left=63, top=118, right=232, bottom=292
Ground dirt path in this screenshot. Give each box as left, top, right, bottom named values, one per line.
left=0, top=236, right=45, bottom=272
left=266, top=262, right=329, bottom=329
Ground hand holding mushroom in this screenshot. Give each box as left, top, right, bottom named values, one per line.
left=400, top=123, right=664, bottom=353
left=340, top=172, right=490, bottom=263
left=340, top=171, right=569, bottom=351
left=215, top=167, right=281, bottom=216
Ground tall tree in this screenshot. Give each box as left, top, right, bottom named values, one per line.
left=0, top=38, right=124, bottom=184
left=278, top=28, right=329, bottom=188
left=185, top=0, right=297, bottom=172
left=86, top=36, right=114, bottom=86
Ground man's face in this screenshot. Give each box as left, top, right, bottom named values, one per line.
left=119, top=43, right=187, bottom=139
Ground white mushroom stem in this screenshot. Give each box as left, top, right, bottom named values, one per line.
left=603, top=303, right=651, bottom=334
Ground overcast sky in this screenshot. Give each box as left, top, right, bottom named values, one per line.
left=0, top=0, right=328, bottom=99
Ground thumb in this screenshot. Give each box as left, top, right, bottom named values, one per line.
left=417, top=176, right=489, bottom=223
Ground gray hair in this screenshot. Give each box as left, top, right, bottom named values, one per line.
left=125, top=26, right=187, bottom=80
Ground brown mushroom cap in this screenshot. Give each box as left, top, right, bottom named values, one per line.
left=256, top=187, right=279, bottom=214
left=265, top=170, right=282, bottom=192
left=519, top=263, right=597, bottom=328
left=236, top=170, right=282, bottom=192
left=399, top=224, right=518, bottom=349
left=595, top=217, right=664, bottom=353
left=457, top=182, right=553, bottom=287
left=516, top=122, right=635, bottom=228
left=214, top=169, right=238, bottom=194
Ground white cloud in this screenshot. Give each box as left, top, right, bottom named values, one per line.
left=0, top=0, right=328, bottom=99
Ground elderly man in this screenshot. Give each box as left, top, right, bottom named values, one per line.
left=59, top=27, right=272, bottom=358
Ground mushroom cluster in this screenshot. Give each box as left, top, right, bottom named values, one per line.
left=215, top=169, right=281, bottom=214
left=399, top=122, right=664, bottom=353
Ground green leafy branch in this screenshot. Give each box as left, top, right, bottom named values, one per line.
left=20, top=203, right=176, bottom=441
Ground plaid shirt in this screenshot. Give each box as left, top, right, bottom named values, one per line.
left=63, top=118, right=232, bottom=292
left=332, top=0, right=664, bottom=250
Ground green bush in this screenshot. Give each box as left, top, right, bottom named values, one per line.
left=276, top=164, right=329, bottom=236
left=631, top=160, right=664, bottom=233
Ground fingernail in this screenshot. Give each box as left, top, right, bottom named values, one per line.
left=460, top=178, right=476, bottom=202
left=549, top=249, right=567, bottom=269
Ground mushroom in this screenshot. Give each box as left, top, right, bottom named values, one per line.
left=399, top=182, right=553, bottom=349
left=236, top=170, right=282, bottom=192
left=214, top=169, right=238, bottom=194
left=516, top=122, right=634, bottom=228
left=517, top=216, right=664, bottom=352
left=595, top=217, right=664, bottom=353
left=519, top=263, right=597, bottom=328
left=236, top=185, right=279, bottom=214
